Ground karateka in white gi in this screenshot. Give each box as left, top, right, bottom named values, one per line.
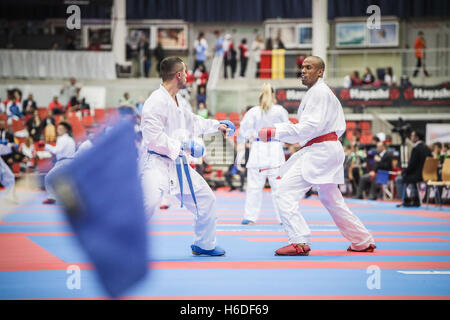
left=239, top=83, right=289, bottom=224
left=43, top=122, right=76, bottom=204
left=258, top=56, right=376, bottom=256
left=139, top=57, right=231, bottom=256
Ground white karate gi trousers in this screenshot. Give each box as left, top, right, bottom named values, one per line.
left=244, top=167, right=281, bottom=223
left=44, top=158, right=72, bottom=200
left=275, top=164, right=375, bottom=251
left=141, top=154, right=217, bottom=250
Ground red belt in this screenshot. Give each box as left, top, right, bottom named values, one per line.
left=304, top=132, right=338, bottom=147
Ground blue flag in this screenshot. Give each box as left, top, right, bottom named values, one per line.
left=48, top=119, right=148, bottom=297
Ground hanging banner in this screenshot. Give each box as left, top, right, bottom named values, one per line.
left=275, top=84, right=450, bottom=112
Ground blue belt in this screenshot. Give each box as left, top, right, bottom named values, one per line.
left=148, top=150, right=198, bottom=213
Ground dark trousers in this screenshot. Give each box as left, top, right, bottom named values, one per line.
left=413, top=57, right=429, bottom=77
left=225, top=170, right=245, bottom=190
left=224, top=60, right=237, bottom=78
left=240, top=58, right=248, bottom=77
left=356, top=173, right=380, bottom=200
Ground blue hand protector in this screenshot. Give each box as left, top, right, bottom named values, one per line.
left=219, top=120, right=235, bottom=136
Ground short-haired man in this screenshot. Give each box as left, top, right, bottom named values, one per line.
left=258, top=56, right=376, bottom=255
left=140, top=57, right=229, bottom=256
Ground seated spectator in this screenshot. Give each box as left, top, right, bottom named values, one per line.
left=48, top=96, right=64, bottom=115
left=384, top=67, right=397, bottom=87
left=22, top=93, right=38, bottom=117
left=68, top=96, right=81, bottom=112
left=6, top=99, right=24, bottom=119
left=41, top=112, right=56, bottom=143
left=351, top=71, right=362, bottom=86
left=119, top=92, right=134, bottom=108
left=19, top=136, right=36, bottom=170
left=361, top=67, right=375, bottom=85
left=197, top=102, right=209, bottom=119
left=80, top=98, right=90, bottom=111
left=431, top=142, right=443, bottom=160
left=27, top=110, right=43, bottom=142
left=396, top=130, right=432, bottom=207
left=196, top=86, right=207, bottom=106
left=355, top=141, right=393, bottom=200
left=225, top=143, right=248, bottom=191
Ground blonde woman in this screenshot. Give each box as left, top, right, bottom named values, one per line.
left=239, top=83, right=289, bottom=224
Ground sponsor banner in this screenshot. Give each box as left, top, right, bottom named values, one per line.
left=275, top=84, right=450, bottom=111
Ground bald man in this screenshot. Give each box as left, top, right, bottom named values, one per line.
left=258, top=56, right=376, bottom=255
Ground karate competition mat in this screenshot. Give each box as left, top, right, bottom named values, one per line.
left=1, top=188, right=450, bottom=300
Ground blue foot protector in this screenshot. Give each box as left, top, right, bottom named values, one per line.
left=241, top=219, right=255, bottom=225
left=191, top=245, right=226, bottom=256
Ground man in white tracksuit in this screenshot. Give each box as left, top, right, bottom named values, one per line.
left=43, top=122, right=76, bottom=204
left=140, top=56, right=230, bottom=256
left=239, top=83, right=289, bottom=224
left=258, top=56, right=376, bottom=256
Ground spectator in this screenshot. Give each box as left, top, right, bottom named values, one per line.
left=193, top=32, right=208, bottom=72
left=154, top=40, right=165, bottom=77
left=432, top=142, right=443, bottom=160
left=87, top=35, right=101, bottom=51
left=223, top=34, right=237, bottom=79
left=27, top=110, right=43, bottom=142
left=138, top=33, right=151, bottom=78
left=225, top=143, right=248, bottom=192
left=0, top=118, right=15, bottom=169
left=238, top=38, right=249, bottom=78
left=395, top=130, right=432, bottom=207
left=443, top=143, right=450, bottom=160
left=384, top=67, right=397, bottom=87
left=194, top=64, right=209, bottom=88
left=355, top=141, right=393, bottom=200
left=41, top=112, right=56, bottom=143
left=343, top=72, right=352, bottom=88
left=51, top=42, right=60, bottom=50
left=197, top=102, right=209, bottom=119
left=19, top=136, right=36, bottom=170
left=265, top=38, right=273, bottom=50
left=296, top=55, right=306, bottom=78
left=22, top=93, right=37, bottom=116
left=213, top=30, right=224, bottom=56
left=196, top=86, right=207, bottom=106
left=413, top=31, right=430, bottom=77
left=351, top=71, right=362, bottom=86
left=119, top=92, right=134, bottom=108
left=48, top=96, right=64, bottom=115
left=251, top=34, right=264, bottom=78
left=65, top=36, right=76, bottom=50
left=362, top=67, right=375, bottom=85
left=274, top=37, right=285, bottom=49
left=60, top=77, right=82, bottom=103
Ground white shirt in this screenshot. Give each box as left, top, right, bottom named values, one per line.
left=240, top=104, right=289, bottom=169
left=140, top=84, right=220, bottom=161
left=251, top=40, right=264, bottom=63
left=274, top=78, right=346, bottom=184
left=44, top=133, right=76, bottom=161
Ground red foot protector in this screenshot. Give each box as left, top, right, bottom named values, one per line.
left=347, top=244, right=377, bottom=252
left=258, top=127, right=276, bottom=142
left=275, top=243, right=311, bottom=256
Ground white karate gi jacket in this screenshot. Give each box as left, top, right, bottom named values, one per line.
left=274, top=78, right=346, bottom=185
left=239, top=104, right=289, bottom=170
left=45, top=133, right=76, bottom=161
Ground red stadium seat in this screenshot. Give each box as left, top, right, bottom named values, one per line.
left=82, top=115, right=94, bottom=127
left=68, top=116, right=86, bottom=143
left=346, top=121, right=356, bottom=129
left=94, top=108, right=106, bottom=123
left=215, top=112, right=227, bottom=121
left=0, top=114, right=7, bottom=121
left=11, top=119, right=25, bottom=132
left=359, top=121, right=371, bottom=130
